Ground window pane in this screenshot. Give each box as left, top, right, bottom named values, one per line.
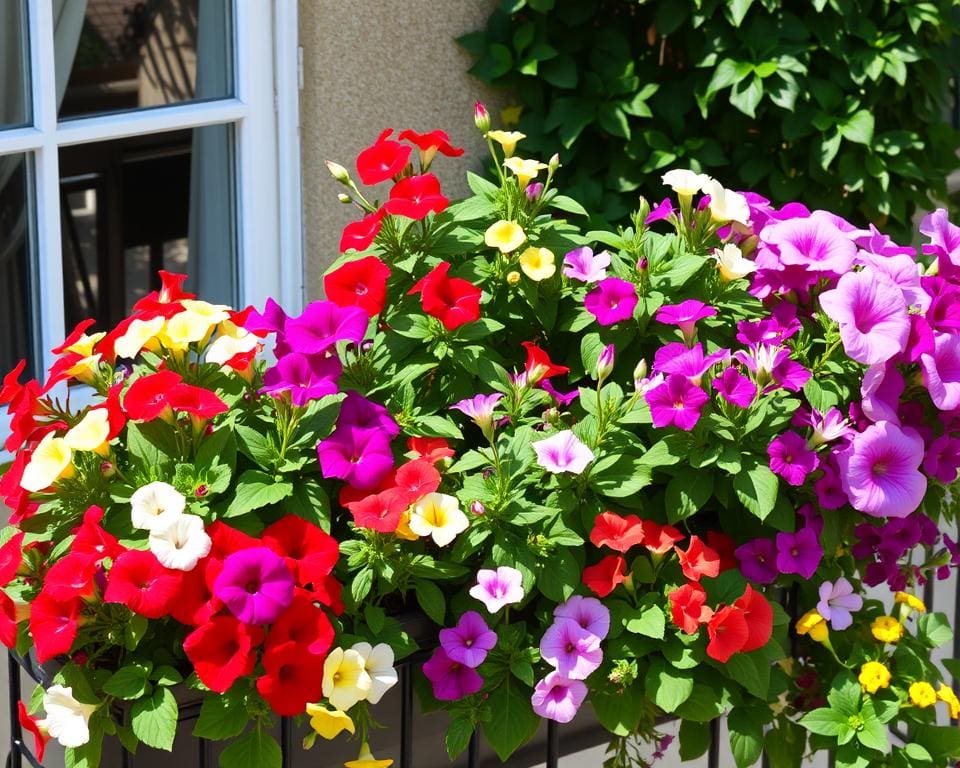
left=59, top=0, right=232, bottom=120
left=59, top=124, right=237, bottom=332
left=0, top=0, right=31, bottom=128
left=0, top=153, right=37, bottom=378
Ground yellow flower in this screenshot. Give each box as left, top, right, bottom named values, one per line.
left=64, top=332, right=105, bottom=357
left=114, top=317, right=165, bottom=360
left=20, top=433, right=74, bottom=492
left=408, top=493, right=468, bottom=547
left=503, top=157, right=549, bottom=187
left=500, top=105, right=523, bottom=127
left=795, top=609, right=829, bottom=644
left=344, top=743, right=394, bottom=768
left=64, top=409, right=111, bottom=456
left=305, top=704, right=355, bottom=740
left=486, top=130, right=526, bottom=157
left=858, top=661, right=891, bottom=694
left=163, top=310, right=218, bottom=348
left=65, top=354, right=102, bottom=386
left=322, top=648, right=372, bottom=711
left=894, top=592, right=926, bottom=613
left=937, top=683, right=960, bottom=719
left=871, top=616, right=904, bottom=644
left=506, top=271, right=521, bottom=285
left=393, top=509, right=420, bottom=542
left=519, top=247, right=556, bottom=281
left=908, top=681, right=937, bottom=708
left=206, top=331, right=260, bottom=368
left=484, top=220, right=526, bottom=254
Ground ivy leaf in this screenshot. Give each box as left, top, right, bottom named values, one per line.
left=131, top=686, right=178, bottom=752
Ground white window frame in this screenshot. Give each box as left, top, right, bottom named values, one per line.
left=0, top=0, right=304, bottom=379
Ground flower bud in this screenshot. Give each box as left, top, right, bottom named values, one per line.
left=337, top=193, right=352, bottom=204
left=525, top=182, right=544, bottom=201
left=474, top=101, right=491, bottom=134
left=637, top=258, right=649, bottom=272
left=507, top=271, right=521, bottom=285
left=548, top=153, right=561, bottom=173
left=325, top=160, right=351, bottom=184
left=633, top=359, right=648, bottom=386
left=470, top=501, right=486, bottom=516
left=100, top=461, right=116, bottom=478
left=595, top=344, right=615, bottom=383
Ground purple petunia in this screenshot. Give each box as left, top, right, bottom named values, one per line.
left=924, top=434, right=960, bottom=485
left=531, top=673, right=587, bottom=724
left=767, top=431, right=820, bottom=487
left=540, top=619, right=603, bottom=680
left=734, top=538, right=778, bottom=584
left=775, top=527, right=823, bottom=580
left=584, top=278, right=638, bottom=326
left=260, top=352, right=342, bottom=406
left=439, top=611, right=497, bottom=669
left=816, top=577, right=863, bottom=630
left=655, top=300, right=717, bottom=345
left=553, top=596, right=610, bottom=640
left=920, top=333, right=960, bottom=411
left=760, top=213, right=857, bottom=274
left=337, top=390, right=400, bottom=437
left=317, top=427, right=395, bottom=490
left=283, top=300, right=368, bottom=355
left=645, top=374, right=709, bottom=431
left=562, top=247, right=610, bottom=283
left=712, top=367, right=757, bottom=408
left=422, top=648, right=484, bottom=701
left=653, top=343, right=730, bottom=381
left=860, top=362, right=904, bottom=424
left=450, top=393, right=504, bottom=439
left=645, top=197, right=675, bottom=225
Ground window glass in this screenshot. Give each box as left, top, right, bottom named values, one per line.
left=59, top=123, right=237, bottom=332
left=0, top=0, right=31, bottom=128
left=59, top=0, right=232, bottom=120
left=0, top=153, right=37, bottom=378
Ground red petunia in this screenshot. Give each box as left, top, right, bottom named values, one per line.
left=348, top=489, right=409, bottom=533
left=45, top=352, right=87, bottom=390
left=408, top=262, right=482, bottom=331
left=0, top=359, right=27, bottom=405
left=589, top=511, right=645, bottom=553
left=265, top=593, right=335, bottom=656
left=184, top=615, right=264, bottom=693
left=262, top=516, right=339, bottom=588
left=382, top=174, right=449, bottom=220
left=340, top=211, right=385, bottom=254
left=706, top=605, right=749, bottom=663
left=0, top=531, right=24, bottom=585
left=407, top=437, right=455, bottom=464
left=642, top=520, right=684, bottom=555
left=170, top=560, right=219, bottom=627
left=0, top=592, right=20, bottom=648
left=71, top=506, right=124, bottom=563
left=707, top=531, right=738, bottom=572
left=521, top=342, right=570, bottom=384
left=356, top=129, right=412, bottom=185
left=123, top=371, right=183, bottom=421
left=398, top=129, right=465, bottom=159
left=668, top=581, right=714, bottom=634
left=167, top=383, right=229, bottom=420
left=5, top=380, right=45, bottom=452
left=207, top=521, right=260, bottom=559
left=325, top=256, right=391, bottom=316
left=676, top=535, right=721, bottom=582
left=51, top=319, right=97, bottom=355
left=304, top=578, right=344, bottom=616
left=582, top=555, right=627, bottom=598
left=256, top=640, right=327, bottom=716
left=29, top=591, right=81, bottom=662
left=393, top=459, right=441, bottom=501
left=18, top=701, right=49, bottom=762
left=733, top=585, right=773, bottom=652
left=0, top=453, right=38, bottom=524
left=43, top=553, right=98, bottom=601
left=100, top=382, right=128, bottom=439
left=103, top=550, right=182, bottom=619
left=132, top=270, right=195, bottom=314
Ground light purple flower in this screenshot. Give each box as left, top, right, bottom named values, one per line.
left=284, top=300, right=368, bottom=355
left=653, top=343, right=730, bottom=381
left=595, top=344, right=615, bottom=382
left=858, top=252, right=928, bottom=311
left=317, top=427, right=394, bottom=490
left=807, top=407, right=853, bottom=446
left=734, top=538, right=778, bottom=584
left=562, top=247, right=610, bottom=283
left=213, top=547, right=295, bottom=625
left=554, top=596, right=610, bottom=640
left=645, top=375, right=709, bottom=431
left=260, top=353, right=342, bottom=406
left=775, top=528, right=823, bottom=580
left=439, top=611, right=497, bottom=669
left=920, top=333, right=960, bottom=411
left=338, top=390, right=400, bottom=437
left=837, top=421, right=927, bottom=518
left=422, top=648, right=483, bottom=701
left=450, top=393, right=504, bottom=438
left=525, top=182, right=544, bottom=201
left=584, top=278, right=638, bottom=326
left=469, top=566, right=524, bottom=613
left=768, top=431, right=820, bottom=486
left=540, top=619, right=603, bottom=680
left=531, top=673, right=587, bottom=724
left=816, top=577, right=863, bottom=630
left=760, top=213, right=857, bottom=273
left=861, top=363, right=904, bottom=424
left=533, top=430, right=595, bottom=474
left=712, top=367, right=757, bottom=408
left=655, top=300, right=717, bottom=345
left=920, top=208, right=960, bottom=276
left=819, top=270, right=910, bottom=365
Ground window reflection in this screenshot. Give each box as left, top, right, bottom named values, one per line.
left=0, top=154, right=36, bottom=378
left=0, top=0, right=31, bottom=128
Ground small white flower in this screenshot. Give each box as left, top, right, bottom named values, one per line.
left=38, top=685, right=98, bottom=749
left=712, top=243, right=757, bottom=282
left=130, top=481, right=185, bottom=532
left=661, top=169, right=711, bottom=197
left=351, top=642, right=398, bottom=705
left=703, top=179, right=750, bottom=225
left=149, top=514, right=211, bottom=571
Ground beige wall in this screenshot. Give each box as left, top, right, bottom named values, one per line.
left=298, top=0, right=501, bottom=299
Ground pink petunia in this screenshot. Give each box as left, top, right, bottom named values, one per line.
left=653, top=343, right=730, bottom=381
left=539, top=619, right=603, bottom=680
left=923, top=434, right=960, bottom=485
left=860, top=362, right=904, bottom=424
left=645, top=374, right=709, bottom=431
left=767, top=431, right=820, bottom=486
left=655, top=300, right=717, bottom=345
left=920, top=333, right=960, bottom=411
left=712, top=367, right=756, bottom=408
left=531, top=672, right=587, bottom=724
left=533, top=430, right=595, bottom=475
left=760, top=213, right=857, bottom=274
left=584, top=278, right=638, bottom=326
left=562, top=247, right=610, bottom=283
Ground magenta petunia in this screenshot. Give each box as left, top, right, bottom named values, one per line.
left=541, top=378, right=580, bottom=406
left=814, top=460, right=848, bottom=510
left=760, top=213, right=857, bottom=273
left=712, top=367, right=756, bottom=408
left=584, top=278, right=638, bottom=326
left=260, top=353, right=342, bottom=406
left=920, top=208, right=960, bottom=277
left=734, top=538, right=778, bottom=584
left=775, top=527, right=823, bottom=579
left=337, top=390, right=400, bottom=437
left=837, top=421, right=927, bottom=518
left=553, top=596, right=610, bottom=640
left=860, top=362, right=904, bottom=424
left=438, top=611, right=497, bottom=669
left=653, top=343, right=730, bottom=381
left=768, top=431, right=820, bottom=486
left=317, top=427, right=395, bottom=490
left=920, top=333, right=960, bottom=411
left=531, top=672, right=587, bottom=724
left=645, top=197, right=675, bottom=225
left=924, top=434, right=960, bottom=485
left=213, top=547, right=295, bottom=625
left=540, top=619, right=603, bottom=680
left=562, top=247, right=610, bottom=283
left=806, top=407, right=853, bottom=446
left=450, top=393, right=504, bottom=438
left=422, top=647, right=484, bottom=701
left=655, top=301, right=717, bottom=345
left=645, top=374, right=709, bottom=431
left=818, top=270, right=910, bottom=365
left=733, top=345, right=810, bottom=393
left=283, top=300, right=368, bottom=355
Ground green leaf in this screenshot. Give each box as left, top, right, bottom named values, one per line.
left=799, top=707, right=847, bottom=737
left=729, top=74, right=763, bottom=118
left=624, top=595, right=666, bottom=639
left=665, top=470, right=713, bottom=523
left=234, top=424, right=279, bottom=468
left=542, top=55, right=577, bottom=88
left=351, top=567, right=374, bottom=604
left=446, top=718, right=476, bottom=760
left=592, top=682, right=646, bottom=735
left=482, top=679, right=540, bottom=761
left=840, top=110, right=875, bottom=145
left=131, top=686, right=178, bottom=752
left=918, top=612, right=953, bottom=649
left=729, top=708, right=764, bottom=767
left=764, top=720, right=805, bottom=768
left=223, top=469, right=293, bottom=518
left=219, top=725, right=282, bottom=768
left=125, top=421, right=176, bottom=474
left=548, top=194, right=589, bottom=216
left=727, top=0, right=756, bottom=25
left=679, top=719, right=711, bottom=760
left=415, top=579, right=446, bottom=625
left=732, top=459, right=779, bottom=521
left=103, top=663, right=152, bottom=700
left=819, top=130, right=842, bottom=170
left=645, top=658, right=694, bottom=713
left=194, top=689, right=249, bottom=740
left=722, top=649, right=772, bottom=699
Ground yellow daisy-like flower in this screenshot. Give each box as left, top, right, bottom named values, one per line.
left=908, top=681, right=937, bottom=708
left=503, top=157, right=549, bottom=187
left=344, top=743, right=394, bottom=768
left=795, top=609, right=829, bottom=644
left=20, top=433, right=74, bottom=493
left=937, top=683, right=960, bottom=719
left=894, top=592, right=926, bottom=613
left=857, top=661, right=891, bottom=694
left=484, top=220, right=526, bottom=254
left=519, top=247, right=556, bottom=281
left=64, top=409, right=111, bottom=456
left=486, top=130, right=526, bottom=158
left=305, top=704, right=355, bottom=740
left=500, top=105, right=524, bottom=127
left=871, top=616, right=904, bottom=644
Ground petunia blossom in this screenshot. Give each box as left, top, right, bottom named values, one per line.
left=213, top=547, right=295, bottom=625
left=767, top=431, right=820, bottom=486
left=645, top=375, right=709, bottom=431
left=539, top=619, right=603, bottom=680
left=554, top=596, right=610, bottom=640
left=439, top=611, right=497, bottom=669
left=533, top=430, right=595, bottom=474
left=655, top=301, right=717, bottom=345
left=816, top=577, right=863, bottom=630
left=760, top=213, right=857, bottom=273
left=920, top=333, right=960, bottom=411
left=584, top=278, right=638, bottom=326
left=470, top=566, right=524, bottom=613
left=422, top=647, right=483, bottom=701
left=775, top=528, right=823, bottom=579
left=531, top=673, right=587, bottom=724
left=712, top=367, right=757, bottom=408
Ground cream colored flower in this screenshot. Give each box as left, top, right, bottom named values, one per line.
left=63, top=332, right=105, bottom=357
left=149, top=514, right=211, bottom=571
left=519, top=247, right=556, bottom=281
left=114, top=316, right=165, bottom=359
left=130, top=481, right=186, bottom=532
left=64, top=409, right=111, bottom=455
left=408, top=493, right=468, bottom=547
left=322, top=648, right=373, bottom=712
left=486, top=130, right=526, bottom=157
left=661, top=169, right=710, bottom=198
left=484, top=220, right=526, bottom=254
left=38, top=685, right=98, bottom=749
left=351, top=642, right=398, bottom=705
left=206, top=330, right=260, bottom=367
left=703, top=179, right=750, bottom=225
left=711, top=243, right=757, bottom=282
left=65, top=354, right=102, bottom=386
left=20, top=433, right=73, bottom=492
left=503, top=157, right=548, bottom=187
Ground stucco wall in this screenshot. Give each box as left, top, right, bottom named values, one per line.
left=298, top=0, right=501, bottom=299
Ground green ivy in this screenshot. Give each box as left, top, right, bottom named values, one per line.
left=461, top=0, right=960, bottom=238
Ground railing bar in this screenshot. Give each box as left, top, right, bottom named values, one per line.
left=280, top=716, right=293, bottom=768
left=198, top=735, right=210, bottom=768
left=923, top=571, right=935, bottom=612
left=708, top=718, right=721, bottom=768
left=8, top=653, right=22, bottom=768
left=467, top=730, right=480, bottom=768
left=546, top=720, right=559, bottom=768
left=828, top=750, right=836, bottom=768
left=400, top=664, right=413, bottom=768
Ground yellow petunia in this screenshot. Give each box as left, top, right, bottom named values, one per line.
left=64, top=409, right=111, bottom=456
left=908, top=681, right=937, bottom=708
left=322, top=648, right=372, bottom=712
left=486, top=130, right=526, bottom=158
left=500, top=105, right=524, bottom=127
left=795, top=609, right=829, bottom=644
left=65, top=354, right=102, bottom=386
left=503, top=157, right=549, bottom=187
left=871, top=616, right=904, bottom=644
left=64, top=332, right=105, bottom=357
left=114, top=316, right=165, bottom=360
left=20, top=433, right=74, bottom=493
left=937, top=683, right=960, bottom=719
left=484, top=220, right=526, bottom=254
left=305, top=704, right=355, bottom=740
left=519, top=247, right=556, bottom=281
left=393, top=508, right=419, bottom=542
left=344, top=743, right=394, bottom=768
left=894, top=592, right=926, bottom=613
left=408, top=493, right=468, bottom=547
left=858, top=661, right=891, bottom=694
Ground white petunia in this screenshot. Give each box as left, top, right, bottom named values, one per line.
left=130, top=481, right=185, bottom=532
left=661, top=169, right=711, bottom=198
left=149, top=514, right=212, bottom=571
left=408, top=493, right=469, bottom=547
left=351, top=642, right=399, bottom=705
left=703, top=179, right=750, bottom=225
left=38, top=685, right=98, bottom=748
left=711, top=243, right=757, bottom=282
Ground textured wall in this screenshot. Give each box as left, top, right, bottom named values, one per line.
left=298, top=0, right=502, bottom=299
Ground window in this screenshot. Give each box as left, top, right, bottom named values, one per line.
left=0, top=0, right=303, bottom=387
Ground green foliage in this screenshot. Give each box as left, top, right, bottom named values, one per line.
left=462, top=0, right=960, bottom=237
